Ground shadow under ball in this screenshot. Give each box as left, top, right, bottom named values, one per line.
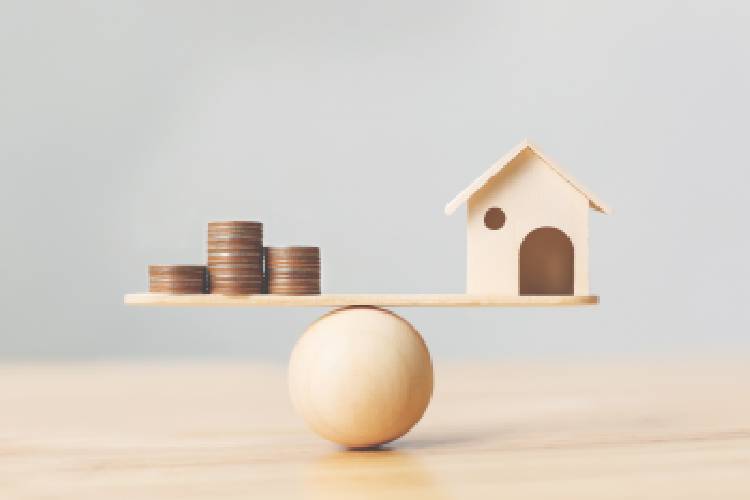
left=288, top=306, right=433, bottom=448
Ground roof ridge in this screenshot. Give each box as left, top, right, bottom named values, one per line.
left=444, top=139, right=610, bottom=215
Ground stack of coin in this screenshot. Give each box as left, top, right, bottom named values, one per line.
left=148, top=265, right=206, bottom=294
left=265, top=246, right=320, bottom=295
left=207, top=221, right=263, bottom=294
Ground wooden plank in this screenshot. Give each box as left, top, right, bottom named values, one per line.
left=124, top=293, right=599, bottom=307
left=1, top=360, right=748, bottom=499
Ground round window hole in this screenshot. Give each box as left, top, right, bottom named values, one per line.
left=484, top=207, right=506, bottom=230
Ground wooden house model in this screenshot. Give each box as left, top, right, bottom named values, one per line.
left=445, top=139, right=609, bottom=296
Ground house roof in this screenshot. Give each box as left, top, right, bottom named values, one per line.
left=444, top=139, right=611, bottom=215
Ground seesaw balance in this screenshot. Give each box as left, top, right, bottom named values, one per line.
left=124, top=293, right=598, bottom=448
left=124, top=293, right=598, bottom=307
left=125, top=138, right=609, bottom=448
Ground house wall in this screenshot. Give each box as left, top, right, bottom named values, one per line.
left=466, top=149, right=590, bottom=295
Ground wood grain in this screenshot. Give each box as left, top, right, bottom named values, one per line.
left=1, top=360, right=748, bottom=499
left=123, top=293, right=599, bottom=307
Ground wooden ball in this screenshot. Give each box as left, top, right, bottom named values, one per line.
left=288, top=306, right=433, bottom=448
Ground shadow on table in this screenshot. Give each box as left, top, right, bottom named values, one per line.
left=396, top=429, right=496, bottom=449
left=305, top=448, right=447, bottom=499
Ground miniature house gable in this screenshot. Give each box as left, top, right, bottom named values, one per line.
left=445, top=140, right=609, bottom=296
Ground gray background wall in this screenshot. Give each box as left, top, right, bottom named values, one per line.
left=1, top=0, right=748, bottom=360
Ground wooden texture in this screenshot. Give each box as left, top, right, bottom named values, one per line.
left=464, top=145, right=593, bottom=295
left=444, top=139, right=610, bottom=215
left=124, top=293, right=599, bottom=307
left=289, top=307, right=433, bottom=447
left=1, top=360, right=749, bottom=499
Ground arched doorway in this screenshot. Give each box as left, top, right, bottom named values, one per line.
left=519, top=227, right=574, bottom=295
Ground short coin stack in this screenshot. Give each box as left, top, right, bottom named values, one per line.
left=148, top=265, right=206, bottom=294
left=207, top=221, right=263, bottom=294
left=265, top=246, right=321, bottom=295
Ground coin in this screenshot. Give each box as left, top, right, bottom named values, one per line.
left=207, top=234, right=262, bottom=240
left=267, top=285, right=320, bottom=289
left=209, top=278, right=262, bottom=282
left=265, top=248, right=318, bottom=252
left=265, top=250, right=318, bottom=254
left=268, top=287, right=320, bottom=291
left=149, top=286, right=203, bottom=290
left=207, top=232, right=261, bottom=237
left=269, top=282, right=320, bottom=286
left=267, top=266, right=319, bottom=270
left=210, top=282, right=263, bottom=287
left=149, top=272, right=205, bottom=278
left=208, top=222, right=263, bottom=244
left=266, top=255, right=318, bottom=260
left=149, top=265, right=206, bottom=275
left=268, top=285, right=320, bottom=290
left=209, top=279, right=263, bottom=284
left=149, top=275, right=205, bottom=281
left=207, top=242, right=262, bottom=249
left=267, top=275, right=320, bottom=280
left=207, top=220, right=263, bottom=287
left=148, top=275, right=205, bottom=280
left=265, top=257, right=319, bottom=262
left=266, top=262, right=319, bottom=265
left=207, top=264, right=262, bottom=269
left=208, top=221, right=262, bottom=228
left=148, top=280, right=205, bottom=284
left=149, top=279, right=205, bottom=285
left=147, top=264, right=207, bottom=294
left=207, top=250, right=263, bottom=256
left=207, top=259, right=261, bottom=264
left=207, top=230, right=262, bottom=235
left=264, top=246, right=320, bottom=295
left=149, top=265, right=206, bottom=271
left=267, top=277, right=319, bottom=283
left=209, top=281, right=262, bottom=286
left=149, top=285, right=205, bottom=294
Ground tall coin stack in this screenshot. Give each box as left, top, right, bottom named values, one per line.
left=207, top=221, right=263, bottom=294
left=265, top=246, right=321, bottom=295
left=149, top=265, right=206, bottom=294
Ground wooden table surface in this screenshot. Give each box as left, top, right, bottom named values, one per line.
left=1, top=359, right=748, bottom=499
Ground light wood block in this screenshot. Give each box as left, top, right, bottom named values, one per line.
left=123, top=293, right=599, bottom=307
left=1, top=360, right=748, bottom=499
left=445, top=139, right=610, bottom=296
